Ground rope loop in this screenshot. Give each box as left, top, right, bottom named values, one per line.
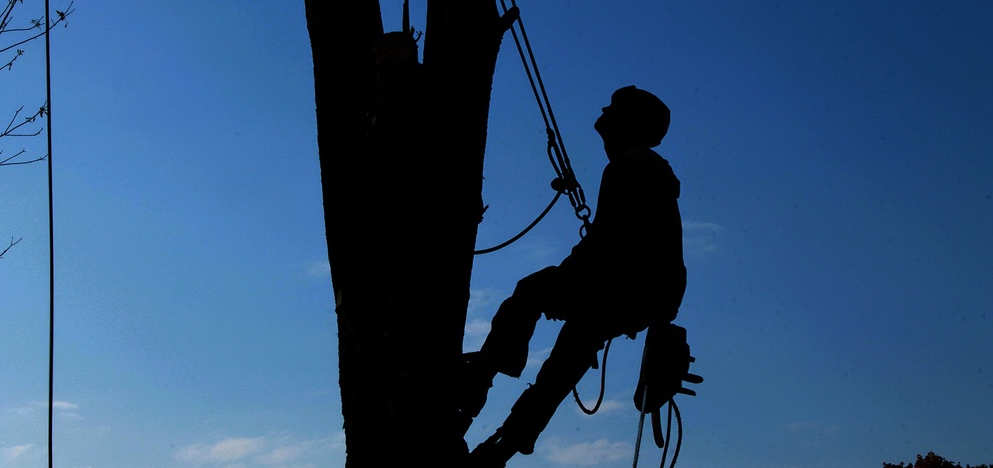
left=474, top=191, right=562, bottom=255
left=572, top=338, right=612, bottom=415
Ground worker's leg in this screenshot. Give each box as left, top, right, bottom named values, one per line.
left=478, top=266, right=563, bottom=378
left=495, top=319, right=608, bottom=455
left=459, top=266, right=566, bottom=434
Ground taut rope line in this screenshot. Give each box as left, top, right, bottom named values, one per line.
left=44, top=0, right=56, bottom=467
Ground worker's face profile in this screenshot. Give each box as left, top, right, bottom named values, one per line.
left=595, top=105, right=613, bottom=136
left=596, top=104, right=629, bottom=143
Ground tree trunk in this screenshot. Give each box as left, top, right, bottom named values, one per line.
left=305, top=1, right=506, bottom=466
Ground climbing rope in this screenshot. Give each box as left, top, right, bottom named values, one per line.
left=572, top=338, right=611, bottom=414
left=499, top=0, right=591, bottom=229
left=474, top=191, right=560, bottom=255
left=473, top=0, right=591, bottom=255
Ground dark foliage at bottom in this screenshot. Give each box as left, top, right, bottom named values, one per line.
left=884, top=451, right=991, bottom=468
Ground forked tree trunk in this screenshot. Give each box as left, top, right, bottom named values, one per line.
left=305, top=1, right=506, bottom=466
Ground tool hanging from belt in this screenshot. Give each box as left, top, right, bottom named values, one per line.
left=632, top=324, right=704, bottom=468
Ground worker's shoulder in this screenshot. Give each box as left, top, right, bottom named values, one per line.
left=618, top=148, right=680, bottom=195
left=622, top=148, right=672, bottom=171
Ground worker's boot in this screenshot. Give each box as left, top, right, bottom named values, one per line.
left=457, top=351, right=498, bottom=434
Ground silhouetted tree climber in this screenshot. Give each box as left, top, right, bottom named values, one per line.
left=460, top=86, right=699, bottom=467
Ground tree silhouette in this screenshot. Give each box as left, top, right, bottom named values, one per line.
left=0, top=0, right=74, bottom=260
left=884, top=451, right=992, bottom=468
left=305, top=1, right=514, bottom=466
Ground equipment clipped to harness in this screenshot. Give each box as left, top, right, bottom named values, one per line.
left=631, top=324, right=703, bottom=468
left=473, top=0, right=592, bottom=256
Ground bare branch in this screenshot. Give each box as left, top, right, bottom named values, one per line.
left=0, top=236, right=22, bottom=259
left=0, top=1, right=75, bottom=55
left=0, top=104, right=45, bottom=140
left=2, top=17, right=43, bottom=34
left=0, top=47, right=23, bottom=70
left=0, top=2, right=75, bottom=167
left=4, top=129, right=42, bottom=137
left=0, top=148, right=47, bottom=166
left=0, top=0, right=17, bottom=33
left=0, top=147, right=25, bottom=163
left=3, top=104, right=21, bottom=131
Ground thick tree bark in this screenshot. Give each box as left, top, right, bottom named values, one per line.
left=305, top=1, right=506, bottom=466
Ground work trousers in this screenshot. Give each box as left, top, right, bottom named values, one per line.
left=479, top=265, right=638, bottom=454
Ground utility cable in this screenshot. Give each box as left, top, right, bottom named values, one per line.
left=44, top=0, right=55, bottom=467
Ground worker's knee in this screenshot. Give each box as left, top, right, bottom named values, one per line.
left=513, top=266, right=559, bottom=299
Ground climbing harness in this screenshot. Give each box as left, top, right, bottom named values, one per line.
left=473, top=0, right=591, bottom=256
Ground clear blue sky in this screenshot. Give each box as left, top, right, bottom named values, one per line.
left=2, top=1, right=991, bottom=467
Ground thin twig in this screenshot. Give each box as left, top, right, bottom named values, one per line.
left=6, top=127, right=43, bottom=137
left=0, top=236, right=22, bottom=259
left=0, top=147, right=25, bottom=163
left=2, top=17, right=44, bottom=34
left=0, top=0, right=16, bottom=33
left=0, top=104, right=45, bottom=139
left=0, top=48, right=23, bottom=70
left=0, top=153, right=47, bottom=165
left=4, top=104, right=22, bottom=133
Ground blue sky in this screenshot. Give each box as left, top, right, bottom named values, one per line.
left=2, top=1, right=991, bottom=468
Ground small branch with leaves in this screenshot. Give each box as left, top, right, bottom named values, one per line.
left=1, top=104, right=45, bottom=137
left=1, top=0, right=75, bottom=263
left=0, top=0, right=74, bottom=50
left=0, top=104, right=47, bottom=166
left=0, top=0, right=75, bottom=73
left=0, top=0, right=74, bottom=169
left=0, top=0, right=73, bottom=170
left=0, top=47, right=21, bottom=71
